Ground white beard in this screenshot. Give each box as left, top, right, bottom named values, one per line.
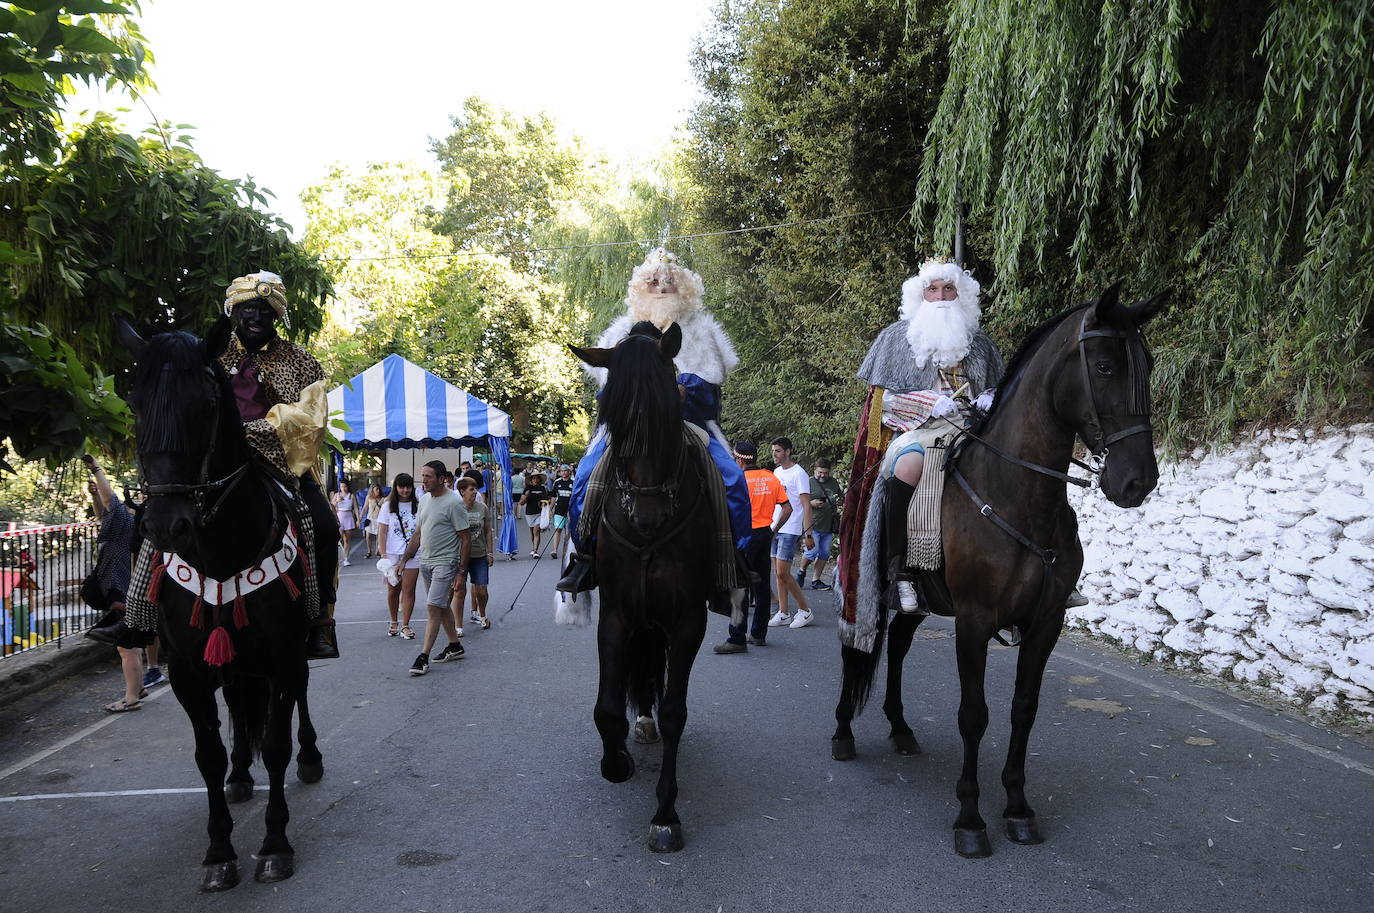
left=904, top=298, right=980, bottom=368
left=629, top=292, right=693, bottom=330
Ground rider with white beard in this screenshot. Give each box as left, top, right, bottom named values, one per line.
left=838, top=260, right=1004, bottom=624
left=558, top=248, right=751, bottom=594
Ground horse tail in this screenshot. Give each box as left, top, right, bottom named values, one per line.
left=840, top=612, right=887, bottom=718
left=224, top=677, right=271, bottom=762
left=625, top=626, right=667, bottom=715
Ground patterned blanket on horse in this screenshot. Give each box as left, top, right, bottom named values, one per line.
left=578, top=422, right=737, bottom=596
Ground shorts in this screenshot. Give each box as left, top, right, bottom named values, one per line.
left=420, top=563, right=457, bottom=608
left=770, top=532, right=801, bottom=561
left=525, top=512, right=544, bottom=529
left=804, top=530, right=834, bottom=561
left=552, top=513, right=568, bottom=530
left=466, top=556, right=490, bottom=586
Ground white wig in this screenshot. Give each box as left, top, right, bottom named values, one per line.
left=625, top=247, right=705, bottom=317
left=898, top=259, right=981, bottom=323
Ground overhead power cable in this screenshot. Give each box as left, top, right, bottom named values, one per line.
left=316, top=205, right=913, bottom=263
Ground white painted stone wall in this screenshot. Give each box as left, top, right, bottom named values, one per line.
left=1066, top=424, right=1374, bottom=718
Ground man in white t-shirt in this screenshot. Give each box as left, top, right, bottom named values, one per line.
left=767, top=436, right=814, bottom=629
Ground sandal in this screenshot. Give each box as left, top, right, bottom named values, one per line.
left=480, top=617, right=491, bottom=630
left=387, top=622, right=399, bottom=637
left=400, top=625, right=416, bottom=640
left=104, top=698, right=141, bottom=713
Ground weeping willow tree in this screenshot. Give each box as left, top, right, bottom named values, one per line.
left=917, top=0, right=1373, bottom=447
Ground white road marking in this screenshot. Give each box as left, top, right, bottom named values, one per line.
left=0, top=785, right=270, bottom=803
left=1058, top=650, right=1374, bottom=779
left=0, top=685, right=173, bottom=784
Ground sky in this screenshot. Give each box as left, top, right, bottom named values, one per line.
left=75, top=0, right=717, bottom=235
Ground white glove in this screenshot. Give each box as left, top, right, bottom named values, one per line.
left=931, top=395, right=958, bottom=418
left=975, top=391, right=995, bottom=412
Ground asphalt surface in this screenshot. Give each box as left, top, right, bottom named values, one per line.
left=2, top=532, right=1372, bottom=913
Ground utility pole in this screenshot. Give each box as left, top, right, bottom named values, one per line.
left=953, top=201, right=969, bottom=268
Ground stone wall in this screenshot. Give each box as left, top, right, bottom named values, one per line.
left=1067, top=424, right=1374, bottom=718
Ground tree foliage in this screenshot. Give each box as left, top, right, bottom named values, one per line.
left=681, top=0, right=948, bottom=463
left=918, top=0, right=1374, bottom=446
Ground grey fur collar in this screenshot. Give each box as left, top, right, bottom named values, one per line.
left=857, top=324, right=1005, bottom=394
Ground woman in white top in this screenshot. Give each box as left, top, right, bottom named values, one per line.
left=363, top=483, right=385, bottom=557
left=376, top=473, right=421, bottom=638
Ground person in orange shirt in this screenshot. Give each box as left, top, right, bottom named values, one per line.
left=714, top=441, right=792, bottom=654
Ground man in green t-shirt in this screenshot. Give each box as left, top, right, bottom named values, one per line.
left=799, top=458, right=844, bottom=590
left=398, top=460, right=471, bottom=676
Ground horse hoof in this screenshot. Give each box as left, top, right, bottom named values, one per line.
left=601, top=749, right=635, bottom=783
left=1005, top=815, right=1044, bottom=845
left=296, top=760, right=324, bottom=784
left=954, top=827, right=992, bottom=858
left=648, top=823, right=684, bottom=853
left=254, top=853, right=295, bottom=883
left=223, top=781, right=253, bottom=804
left=889, top=732, right=922, bottom=756
left=198, top=860, right=239, bottom=893
left=831, top=737, right=856, bottom=761
left=633, top=719, right=659, bottom=744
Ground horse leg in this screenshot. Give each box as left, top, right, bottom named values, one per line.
left=222, top=680, right=255, bottom=805
left=648, top=612, right=705, bottom=852
left=632, top=670, right=659, bottom=745
left=171, top=675, right=239, bottom=892
left=295, top=668, right=324, bottom=784
left=884, top=612, right=923, bottom=755
left=952, top=617, right=994, bottom=858
left=254, top=679, right=298, bottom=883
left=1001, top=615, right=1063, bottom=845
left=594, top=614, right=634, bottom=783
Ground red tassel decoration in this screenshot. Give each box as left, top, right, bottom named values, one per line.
left=203, top=626, right=235, bottom=666
left=280, top=569, right=301, bottom=601
left=232, top=575, right=248, bottom=629
left=147, top=557, right=167, bottom=603
left=298, top=546, right=312, bottom=578
left=190, top=593, right=204, bottom=629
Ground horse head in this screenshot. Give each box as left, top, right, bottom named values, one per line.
left=1054, top=283, right=1169, bottom=508
left=116, top=316, right=240, bottom=557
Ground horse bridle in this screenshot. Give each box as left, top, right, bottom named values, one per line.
left=140, top=368, right=250, bottom=527
left=1074, top=313, right=1153, bottom=458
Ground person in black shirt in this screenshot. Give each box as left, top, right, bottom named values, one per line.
left=548, top=464, right=575, bottom=560
left=518, top=472, right=550, bottom=557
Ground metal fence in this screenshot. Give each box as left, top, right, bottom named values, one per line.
left=1, top=521, right=99, bottom=658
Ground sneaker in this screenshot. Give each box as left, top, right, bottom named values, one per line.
left=794, top=569, right=805, bottom=587
left=747, top=634, right=767, bottom=647
left=712, top=640, right=748, bottom=654
left=342, top=559, right=351, bottom=567
left=897, top=581, right=920, bottom=612
left=409, top=654, right=430, bottom=676
left=788, top=609, right=814, bottom=629
left=470, top=610, right=483, bottom=624
left=433, top=642, right=465, bottom=663
left=455, top=627, right=464, bottom=638
left=767, top=610, right=793, bottom=627
left=142, top=666, right=167, bottom=688
left=808, top=579, right=832, bottom=590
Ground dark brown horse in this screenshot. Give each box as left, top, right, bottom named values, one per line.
left=570, top=322, right=715, bottom=852
left=117, top=318, right=322, bottom=891
left=832, top=283, right=1167, bottom=857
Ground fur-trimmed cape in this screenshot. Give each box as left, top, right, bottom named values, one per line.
left=586, top=311, right=739, bottom=388
left=857, top=322, right=1004, bottom=394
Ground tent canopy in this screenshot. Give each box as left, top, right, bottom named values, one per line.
left=327, top=354, right=510, bottom=450
left=326, top=354, right=519, bottom=554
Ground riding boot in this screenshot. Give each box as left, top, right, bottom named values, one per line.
left=556, top=547, right=597, bottom=594
left=305, top=614, right=340, bottom=660
left=86, top=617, right=154, bottom=648
left=882, top=476, right=926, bottom=615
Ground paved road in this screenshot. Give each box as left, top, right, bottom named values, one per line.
left=2, top=535, right=1372, bottom=913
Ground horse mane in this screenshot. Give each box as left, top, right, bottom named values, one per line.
left=132, top=331, right=234, bottom=455
left=966, top=302, right=1092, bottom=437
left=597, top=329, right=682, bottom=469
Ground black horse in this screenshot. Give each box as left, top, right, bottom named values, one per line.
left=117, top=318, right=323, bottom=891
left=832, top=283, right=1167, bottom=857
left=569, top=322, right=715, bottom=853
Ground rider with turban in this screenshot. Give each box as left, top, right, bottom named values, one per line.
left=90, top=271, right=340, bottom=659
left=558, top=248, right=752, bottom=593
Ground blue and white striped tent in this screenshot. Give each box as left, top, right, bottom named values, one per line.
left=327, top=354, right=518, bottom=554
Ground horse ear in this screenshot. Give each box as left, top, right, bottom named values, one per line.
left=660, top=322, right=683, bottom=360
left=114, top=315, right=145, bottom=357
left=204, top=316, right=233, bottom=360
left=1128, top=290, right=1170, bottom=327
left=569, top=343, right=611, bottom=368
left=1091, top=280, right=1125, bottom=321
